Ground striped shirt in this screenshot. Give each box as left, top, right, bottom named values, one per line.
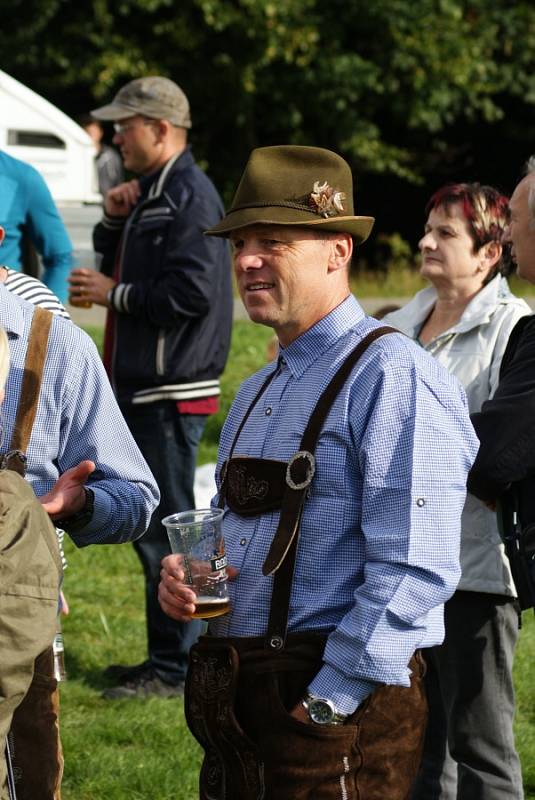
left=210, top=295, right=479, bottom=714
left=2, top=266, right=70, bottom=319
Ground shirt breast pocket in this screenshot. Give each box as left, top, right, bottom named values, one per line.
left=313, top=428, right=347, bottom=498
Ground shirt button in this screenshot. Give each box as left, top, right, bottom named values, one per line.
left=416, top=498, right=425, bottom=507
left=240, top=538, right=247, bottom=546
left=265, top=407, right=272, bottom=416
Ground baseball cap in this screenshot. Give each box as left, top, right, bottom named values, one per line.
left=91, top=76, right=191, bottom=128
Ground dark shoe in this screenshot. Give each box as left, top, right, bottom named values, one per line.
left=103, top=659, right=151, bottom=682
left=102, top=669, right=184, bottom=700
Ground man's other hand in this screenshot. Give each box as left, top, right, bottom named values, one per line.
left=104, top=179, right=141, bottom=217
left=40, top=460, right=95, bottom=519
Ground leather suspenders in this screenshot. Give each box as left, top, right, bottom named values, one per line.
left=2, top=306, right=53, bottom=476
left=219, top=326, right=397, bottom=649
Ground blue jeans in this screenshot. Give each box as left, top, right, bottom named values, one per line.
left=411, top=591, right=523, bottom=800
left=121, top=401, right=206, bottom=686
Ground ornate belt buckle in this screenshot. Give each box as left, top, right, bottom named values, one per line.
left=286, top=450, right=315, bottom=491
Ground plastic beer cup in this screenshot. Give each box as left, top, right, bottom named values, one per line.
left=68, top=250, right=102, bottom=309
left=162, top=508, right=230, bottom=619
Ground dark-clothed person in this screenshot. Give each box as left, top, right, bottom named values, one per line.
left=469, top=159, right=535, bottom=618
left=159, top=145, right=479, bottom=799
left=70, top=76, right=232, bottom=698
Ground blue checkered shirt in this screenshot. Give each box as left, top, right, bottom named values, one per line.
left=0, top=284, right=159, bottom=546
left=210, top=295, right=479, bottom=714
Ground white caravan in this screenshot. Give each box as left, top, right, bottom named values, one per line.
left=0, top=69, right=101, bottom=205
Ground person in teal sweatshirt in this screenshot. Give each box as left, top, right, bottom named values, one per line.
left=0, top=150, right=72, bottom=302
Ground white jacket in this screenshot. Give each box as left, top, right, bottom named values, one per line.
left=384, top=276, right=531, bottom=596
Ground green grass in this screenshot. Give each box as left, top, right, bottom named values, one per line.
left=60, top=541, right=202, bottom=799
left=61, top=320, right=535, bottom=798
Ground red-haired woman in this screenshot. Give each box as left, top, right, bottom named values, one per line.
left=385, top=184, right=529, bottom=800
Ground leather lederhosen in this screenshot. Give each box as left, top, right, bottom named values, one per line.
left=185, top=327, right=428, bottom=800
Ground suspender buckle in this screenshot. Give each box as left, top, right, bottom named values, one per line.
left=286, top=451, right=315, bottom=491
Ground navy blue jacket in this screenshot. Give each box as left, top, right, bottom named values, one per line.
left=93, top=148, right=232, bottom=405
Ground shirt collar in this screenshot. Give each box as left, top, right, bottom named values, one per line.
left=0, top=283, right=24, bottom=337
left=139, top=146, right=194, bottom=199
left=280, top=295, right=365, bottom=378
left=385, top=275, right=515, bottom=339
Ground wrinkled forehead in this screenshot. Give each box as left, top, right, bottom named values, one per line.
left=511, top=175, right=534, bottom=210
left=229, top=224, right=320, bottom=242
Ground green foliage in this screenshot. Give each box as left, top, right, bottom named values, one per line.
left=3, top=0, right=535, bottom=199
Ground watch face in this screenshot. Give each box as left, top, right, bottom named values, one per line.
left=308, top=698, right=335, bottom=725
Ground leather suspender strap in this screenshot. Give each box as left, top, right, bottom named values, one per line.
left=217, top=364, right=280, bottom=509
left=265, top=326, right=397, bottom=648
left=263, top=326, right=397, bottom=576
left=10, top=306, right=53, bottom=455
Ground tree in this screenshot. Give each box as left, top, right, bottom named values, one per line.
left=3, top=0, right=535, bottom=248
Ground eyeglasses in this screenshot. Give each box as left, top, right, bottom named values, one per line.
left=113, top=120, right=155, bottom=135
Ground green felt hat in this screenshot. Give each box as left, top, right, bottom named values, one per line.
left=206, top=145, right=374, bottom=242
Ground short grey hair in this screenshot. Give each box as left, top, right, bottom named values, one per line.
left=525, top=156, right=535, bottom=227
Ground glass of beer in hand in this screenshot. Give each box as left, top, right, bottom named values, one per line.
left=68, top=250, right=101, bottom=309
left=162, top=508, right=230, bottom=619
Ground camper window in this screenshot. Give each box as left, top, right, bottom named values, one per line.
left=7, top=130, right=66, bottom=149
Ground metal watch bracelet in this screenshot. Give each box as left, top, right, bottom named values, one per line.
left=302, top=692, right=349, bottom=725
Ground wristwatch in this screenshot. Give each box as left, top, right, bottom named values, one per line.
left=302, top=693, right=348, bottom=726
left=55, top=487, right=95, bottom=533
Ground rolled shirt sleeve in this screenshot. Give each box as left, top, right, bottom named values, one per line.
left=309, top=359, right=479, bottom=713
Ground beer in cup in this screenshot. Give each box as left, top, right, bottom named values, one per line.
left=162, top=508, right=230, bottom=619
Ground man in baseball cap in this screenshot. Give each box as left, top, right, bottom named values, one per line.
left=70, top=77, right=232, bottom=700
left=90, top=76, right=192, bottom=129
left=159, top=144, right=478, bottom=798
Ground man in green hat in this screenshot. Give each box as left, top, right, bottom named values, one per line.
left=159, top=145, right=479, bottom=799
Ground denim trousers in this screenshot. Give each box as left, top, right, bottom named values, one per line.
left=120, top=401, right=206, bottom=686
left=411, top=590, right=523, bottom=800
